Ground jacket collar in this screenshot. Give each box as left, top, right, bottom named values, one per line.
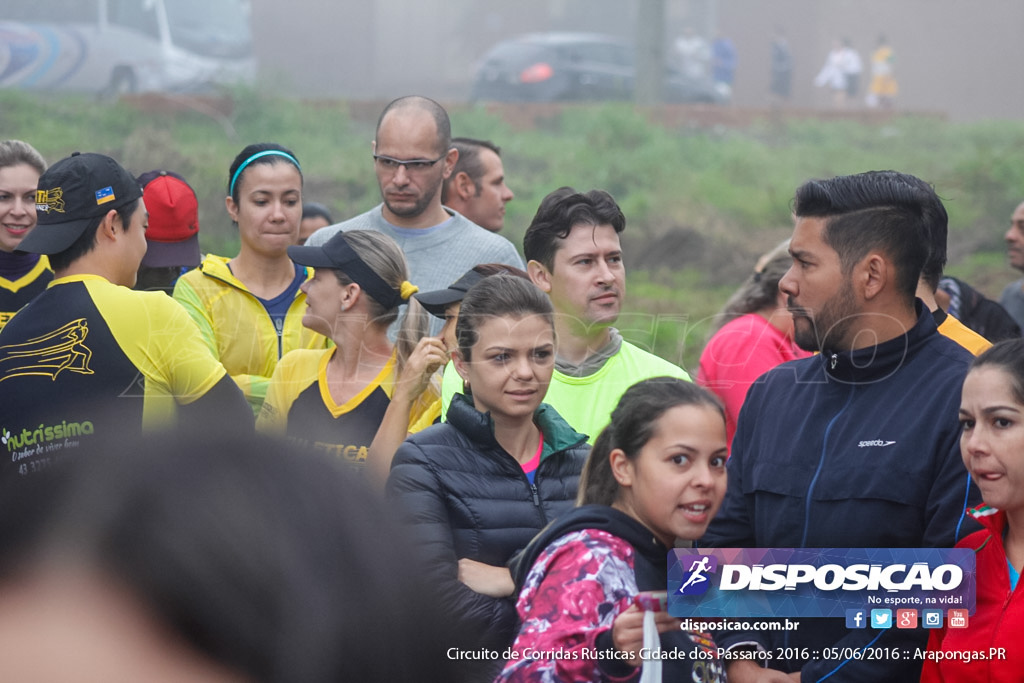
left=967, top=504, right=1006, bottom=536
left=198, top=254, right=311, bottom=293
left=447, top=393, right=588, bottom=456
left=821, top=299, right=937, bottom=383
left=510, top=505, right=666, bottom=589
left=198, top=254, right=245, bottom=289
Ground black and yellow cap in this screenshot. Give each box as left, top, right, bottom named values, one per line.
left=19, top=152, right=143, bottom=255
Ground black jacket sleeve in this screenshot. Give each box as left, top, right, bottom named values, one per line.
left=386, top=440, right=517, bottom=648
left=178, top=374, right=254, bottom=434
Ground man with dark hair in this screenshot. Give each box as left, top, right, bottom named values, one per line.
left=133, top=169, right=201, bottom=293
left=883, top=170, right=991, bottom=353
left=520, top=186, right=689, bottom=441
left=937, top=275, right=1020, bottom=342
left=306, top=97, right=522, bottom=327
left=703, top=171, right=980, bottom=682
left=440, top=137, right=514, bottom=233
left=0, top=152, right=251, bottom=483
left=298, top=201, right=332, bottom=246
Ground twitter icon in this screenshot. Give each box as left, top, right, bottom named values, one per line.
left=870, top=609, right=892, bottom=629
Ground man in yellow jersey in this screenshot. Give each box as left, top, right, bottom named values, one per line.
left=0, top=153, right=250, bottom=481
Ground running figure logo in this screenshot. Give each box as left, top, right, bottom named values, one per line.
left=677, top=554, right=718, bottom=596
left=0, top=318, right=94, bottom=383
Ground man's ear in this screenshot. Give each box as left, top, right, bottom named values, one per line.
left=453, top=171, right=476, bottom=200
left=527, top=260, right=552, bottom=293
left=97, top=209, right=120, bottom=242
left=859, top=252, right=888, bottom=301
left=441, top=147, right=459, bottom=180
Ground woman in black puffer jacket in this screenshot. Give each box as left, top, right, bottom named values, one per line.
left=386, top=274, right=589, bottom=667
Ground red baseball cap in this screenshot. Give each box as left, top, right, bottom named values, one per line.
left=137, top=170, right=201, bottom=268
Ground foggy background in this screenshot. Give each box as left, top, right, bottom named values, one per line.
left=250, top=0, right=1024, bottom=121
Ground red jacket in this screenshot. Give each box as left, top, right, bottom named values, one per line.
left=920, top=505, right=1024, bottom=682
left=697, top=312, right=810, bottom=448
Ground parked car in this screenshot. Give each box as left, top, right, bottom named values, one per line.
left=470, top=32, right=724, bottom=104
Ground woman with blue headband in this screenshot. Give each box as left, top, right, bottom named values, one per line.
left=174, top=143, right=328, bottom=415
left=257, top=230, right=448, bottom=482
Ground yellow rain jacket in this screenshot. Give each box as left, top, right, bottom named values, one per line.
left=173, top=254, right=327, bottom=414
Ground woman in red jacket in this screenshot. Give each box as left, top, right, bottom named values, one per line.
left=921, top=339, right=1024, bottom=681
left=697, top=240, right=810, bottom=449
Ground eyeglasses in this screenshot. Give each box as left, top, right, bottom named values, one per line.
left=373, top=153, right=446, bottom=173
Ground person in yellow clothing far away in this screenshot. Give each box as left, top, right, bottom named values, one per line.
left=866, top=34, right=898, bottom=108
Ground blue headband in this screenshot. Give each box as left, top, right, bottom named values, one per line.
left=229, top=150, right=302, bottom=197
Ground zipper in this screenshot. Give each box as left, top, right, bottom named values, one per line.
left=801, top=383, right=855, bottom=547
left=275, top=316, right=284, bottom=358
left=204, top=261, right=288, bottom=358
left=530, top=483, right=540, bottom=507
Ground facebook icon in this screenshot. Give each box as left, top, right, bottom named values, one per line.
left=846, top=609, right=866, bottom=629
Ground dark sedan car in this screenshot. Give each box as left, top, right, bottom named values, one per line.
left=470, top=32, right=724, bottom=104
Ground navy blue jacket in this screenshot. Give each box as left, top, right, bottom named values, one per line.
left=703, top=303, right=981, bottom=682
left=386, top=394, right=588, bottom=654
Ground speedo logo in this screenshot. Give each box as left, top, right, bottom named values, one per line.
left=858, top=439, right=896, bottom=448
left=2, top=421, right=95, bottom=452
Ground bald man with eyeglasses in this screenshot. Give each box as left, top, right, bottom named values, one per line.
left=307, top=96, right=523, bottom=334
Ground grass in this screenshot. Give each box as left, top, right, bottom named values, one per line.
left=3, top=89, right=1021, bottom=368
left=621, top=269, right=735, bottom=374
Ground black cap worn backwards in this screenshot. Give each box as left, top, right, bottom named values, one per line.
left=413, top=269, right=485, bottom=318
left=19, top=152, right=143, bottom=255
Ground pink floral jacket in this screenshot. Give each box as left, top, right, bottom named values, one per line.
left=495, top=528, right=724, bottom=682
